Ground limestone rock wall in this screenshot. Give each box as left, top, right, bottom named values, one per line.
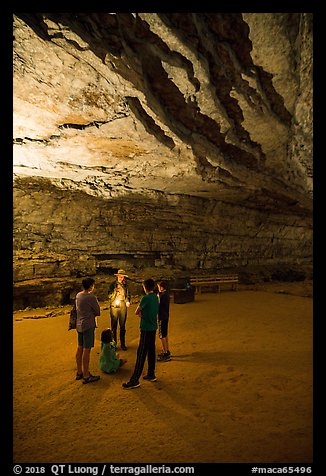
left=13, top=13, right=313, bottom=308
left=13, top=175, right=312, bottom=308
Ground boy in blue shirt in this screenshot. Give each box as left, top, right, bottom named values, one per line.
left=122, top=278, right=159, bottom=389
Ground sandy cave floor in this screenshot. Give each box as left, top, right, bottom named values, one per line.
left=13, top=281, right=313, bottom=464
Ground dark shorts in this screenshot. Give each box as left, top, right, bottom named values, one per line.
left=77, top=326, right=95, bottom=348
left=158, top=319, right=168, bottom=339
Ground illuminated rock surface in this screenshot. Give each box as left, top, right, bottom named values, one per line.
left=13, top=13, right=313, bottom=308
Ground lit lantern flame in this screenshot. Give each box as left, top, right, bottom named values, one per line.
left=115, top=299, right=120, bottom=306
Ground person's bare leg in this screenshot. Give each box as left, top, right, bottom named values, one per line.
left=76, top=346, right=83, bottom=374
left=82, top=348, right=91, bottom=378
left=165, top=336, right=170, bottom=353
left=162, top=337, right=168, bottom=353
left=159, top=337, right=164, bottom=353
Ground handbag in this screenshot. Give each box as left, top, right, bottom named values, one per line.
left=68, top=301, right=77, bottom=330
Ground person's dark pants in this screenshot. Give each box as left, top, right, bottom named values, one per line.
left=110, top=302, right=127, bottom=347
left=129, top=330, right=156, bottom=382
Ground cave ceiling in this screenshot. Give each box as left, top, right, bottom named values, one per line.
left=13, top=12, right=313, bottom=215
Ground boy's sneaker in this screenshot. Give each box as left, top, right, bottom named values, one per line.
left=157, top=353, right=171, bottom=362
left=143, top=375, right=157, bottom=382
left=158, top=350, right=171, bottom=358
left=82, top=374, right=100, bottom=384
left=122, top=380, right=140, bottom=389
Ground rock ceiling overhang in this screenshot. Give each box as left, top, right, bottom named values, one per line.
left=13, top=12, right=313, bottom=215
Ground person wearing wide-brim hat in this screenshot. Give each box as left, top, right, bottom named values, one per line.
left=107, top=269, right=131, bottom=350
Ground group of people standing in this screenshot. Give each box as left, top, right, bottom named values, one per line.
left=74, top=269, right=171, bottom=389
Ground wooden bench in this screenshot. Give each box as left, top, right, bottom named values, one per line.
left=189, top=274, right=239, bottom=293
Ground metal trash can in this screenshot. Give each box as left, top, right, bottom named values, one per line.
left=172, top=284, right=195, bottom=304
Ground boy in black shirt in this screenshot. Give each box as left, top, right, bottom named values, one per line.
left=157, top=280, right=171, bottom=362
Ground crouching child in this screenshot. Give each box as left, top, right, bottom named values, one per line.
left=100, top=328, right=127, bottom=374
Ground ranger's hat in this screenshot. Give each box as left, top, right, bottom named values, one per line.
left=114, top=269, right=128, bottom=277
